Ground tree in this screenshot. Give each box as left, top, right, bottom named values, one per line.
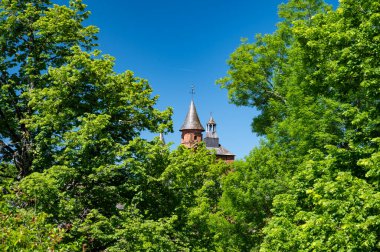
left=261, top=0, right=380, bottom=250
left=200, top=145, right=292, bottom=251
left=0, top=0, right=97, bottom=178
left=0, top=202, right=63, bottom=251
left=219, top=0, right=380, bottom=250
left=0, top=0, right=174, bottom=250
left=160, top=143, right=230, bottom=251
left=217, top=0, right=331, bottom=135
left=0, top=0, right=172, bottom=179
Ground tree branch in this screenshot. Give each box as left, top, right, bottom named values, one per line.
left=0, top=139, right=15, bottom=155
left=0, top=109, right=22, bottom=144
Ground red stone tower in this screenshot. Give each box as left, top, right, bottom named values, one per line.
left=180, top=100, right=205, bottom=148
left=179, top=98, right=235, bottom=162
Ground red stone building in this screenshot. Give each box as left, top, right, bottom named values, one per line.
left=180, top=100, right=204, bottom=148
left=180, top=100, right=235, bottom=162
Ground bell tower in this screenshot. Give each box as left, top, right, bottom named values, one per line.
left=178, top=86, right=234, bottom=162
left=180, top=100, right=205, bottom=148
left=204, top=115, right=219, bottom=148
left=204, top=115, right=235, bottom=163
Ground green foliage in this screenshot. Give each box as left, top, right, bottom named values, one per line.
left=217, top=0, right=331, bottom=135
left=161, top=144, right=217, bottom=212
left=219, top=0, right=380, bottom=250
left=107, top=208, right=187, bottom=252
left=0, top=203, right=63, bottom=251
left=0, top=0, right=98, bottom=178
left=161, top=144, right=230, bottom=251
left=207, top=145, right=292, bottom=250
left=262, top=170, right=380, bottom=251
left=2, top=0, right=379, bottom=250
left=0, top=0, right=175, bottom=250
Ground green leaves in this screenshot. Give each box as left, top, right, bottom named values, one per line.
left=0, top=0, right=98, bottom=177
left=263, top=172, right=380, bottom=251
left=0, top=202, right=63, bottom=251
left=219, top=0, right=380, bottom=251
left=108, top=208, right=187, bottom=252
left=0, top=1, right=177, bottom=250
left=2, top=0, right=379, bottom=250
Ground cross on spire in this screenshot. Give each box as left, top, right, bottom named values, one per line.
left=190, top=85, right=195, bottom=99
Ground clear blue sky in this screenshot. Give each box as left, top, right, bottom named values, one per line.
left=80, top=0, right=338, bottom=159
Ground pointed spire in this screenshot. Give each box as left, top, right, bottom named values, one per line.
left=207, top=114, right=216, bottom=126
left=159, top=133, right=166, bottom=145
left=180, top=100, right=205, bottom=131
left=206, top=114, right=217, bottom=133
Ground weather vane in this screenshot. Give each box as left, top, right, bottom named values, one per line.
left=190, top=85, right=195, bottom=99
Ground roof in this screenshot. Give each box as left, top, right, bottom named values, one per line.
left=208, top=116, right=216, bottom=124
left=207, top=145, right=235, bottom=156
left=180, top=100, right=205, bottom=131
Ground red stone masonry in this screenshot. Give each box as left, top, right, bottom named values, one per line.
left=180, top=99, right=235, bottom=162
left=181, top=129, right=203, bottom=148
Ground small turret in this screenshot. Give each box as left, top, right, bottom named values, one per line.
left=204, top=115, right=235, bottom=163
left=178, top=90, right=235, bottom=163
left=180, top=100, right=204, bottom=148
left=204, top=115, right=219, bottom=148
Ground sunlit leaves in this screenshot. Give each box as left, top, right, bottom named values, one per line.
left=220, top=0, right=380, bottom=250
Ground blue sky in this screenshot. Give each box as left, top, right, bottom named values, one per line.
left=82, top=0, right=338, bottom=159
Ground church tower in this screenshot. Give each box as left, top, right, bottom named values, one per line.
left=204, top=115, right=235, bottom=163
left=204, top=116, right=219, bottom=147
left=180, top=100, right=205, bottom=148
left=179, top=97, right=235, bottom=163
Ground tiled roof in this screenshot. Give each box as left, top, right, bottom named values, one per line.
left=207, top=145, right=235, bottom=156
left=180, top=100, right=205, bottom=131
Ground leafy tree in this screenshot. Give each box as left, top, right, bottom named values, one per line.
left=0, top=0, right=171, bottom=178
left=200, top=145, right=292, bottom=251
left=261, top=0, right=380, bottom=250
left=217, top=0, right=331, bottom=135
left=0, top=0, right=98, bottom=178
left=161, top=143, right=230, bottom=251
left=0, top=0, right=174, bottom=250
left=262, top=149, right=380, bottom=251
left=107, top=207, right=188, bottom=251
left=0, top=202, right=63, bottom=251
left=219, top=0, right=380, bottom=250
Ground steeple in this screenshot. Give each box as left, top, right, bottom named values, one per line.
left=205, top=115, right=219, bottom=148
left=178, top=93, right=234, bottom=163
left=204, top=115, right=235, bottom=163
left=206, top=115, right=217, bottom=133
left=180, top=100, right=204, bottom=148
left=180, top=100, right=205, bottom=131
left=159, top=133, right=166, bottom=145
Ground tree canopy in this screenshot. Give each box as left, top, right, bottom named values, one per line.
left=217, top=0, right=380, bottom=250
left=1, top=0, right=379, bottom=251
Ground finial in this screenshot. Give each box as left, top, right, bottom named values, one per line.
left=208, top=113, right=216, bottom=125
left=190, top=85, right=195, bottom=99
